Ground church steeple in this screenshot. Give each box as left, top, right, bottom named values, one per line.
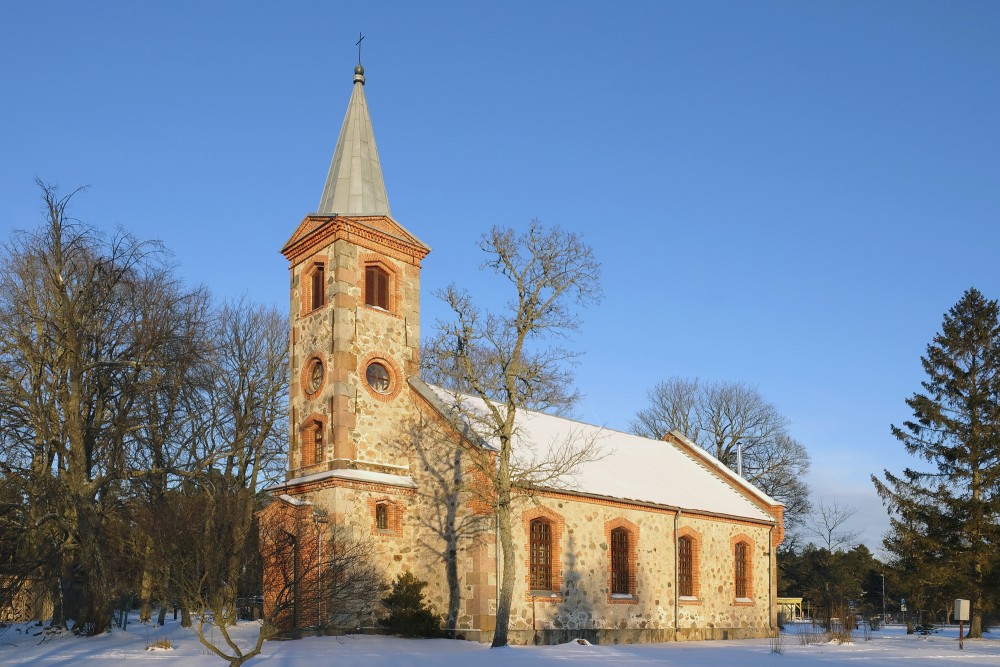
left=317, top=64, right=391, bottom=216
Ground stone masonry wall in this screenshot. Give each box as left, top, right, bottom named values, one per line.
left=288, top=233, right=422, bottom=474
left=504, top=494, right=775, bottom=643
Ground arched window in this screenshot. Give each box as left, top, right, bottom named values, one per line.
left=734, top=541, right=749, bottom=598
left=529, top=519, right=552, bottom=591
left=678, top=535, right=694, bottom=597
left=302, top=418, right=325, bottom=467
left=311, top=264, right=325, bottom=310
left=375, top=503, right=389, bottom=531
left=611, top=528, right=630, bottom=595
left=365, top=265, right=389, bottom=310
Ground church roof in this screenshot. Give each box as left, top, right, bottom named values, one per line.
left=412, top=380, right=781, bottom=524
left=317, top=64, right=391, bottom=217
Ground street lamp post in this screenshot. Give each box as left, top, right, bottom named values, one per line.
left=314, top=514, right=329, bottom=630
left=880, top=573, right=886, bottom=630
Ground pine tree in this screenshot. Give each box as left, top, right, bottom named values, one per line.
left=873, top=288, right=1000, bottom=638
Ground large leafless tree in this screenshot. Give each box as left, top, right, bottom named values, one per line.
left=631, top=377, right=811, bottom=530
left=0, top=182, right=210, bottom=633
left=0, top=183, right=289, bottom=634
left=422, top=220, right=601, bottom=647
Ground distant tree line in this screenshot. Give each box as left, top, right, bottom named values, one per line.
left=0, top=182, right=289, bottom=636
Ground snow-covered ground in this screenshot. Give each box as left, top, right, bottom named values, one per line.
left=1, top=620, right=997, bottom=666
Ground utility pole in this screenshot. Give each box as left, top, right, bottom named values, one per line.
left=880, top=573, right=886, bottom=631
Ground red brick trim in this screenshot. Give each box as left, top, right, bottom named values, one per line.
left=298, top=413, right=327, bottom=469
left=730, top=533, right=755, bottom=603
left=604, top=517, right=639, bottom=602
left=677, top=526, right=703, bottom=601
left=299, top=255, right=327, bottom=317
left=282, top=216, right=429, bottom=268
left=359, top=352, right=403, bottom=402
left=521, top=506, right=565, bottom=601
left=358, top=253, right=401, bottom=317
left=300, top=353, right=326, bottom=399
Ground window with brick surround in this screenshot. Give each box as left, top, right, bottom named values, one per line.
left=365, top=265, right=389, bottom=310
left=311, top=264, right=325, bottom=310
left=678, top=536, right=694, bottom=597
left=300, top=418, right=325, bottom=467
left=735, top=541, right=749, bottom=598
left=611, top=528, right=630, bottom=595
left=529, top=519, right=552, bottom=591
left=375, top=503, right=388, bottom=530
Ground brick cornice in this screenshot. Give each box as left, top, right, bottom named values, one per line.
left=274, top=474, right=417, bottom=499
left=283, top=215, right=429, bottom=268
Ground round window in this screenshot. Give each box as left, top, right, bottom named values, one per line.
left=366, top=362, right=391, bottom=394
left=307, top=358, right=324, bottom=394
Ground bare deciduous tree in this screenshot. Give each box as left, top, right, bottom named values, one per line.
left=631, top=377, right=811, bottom=530
left=804, top=498, right=861, bottom=552
left=162, top=298, right=289, bottom=626
left=0, top=182, right=210, bottom=633
left=421, top=220, right=601, bottom=647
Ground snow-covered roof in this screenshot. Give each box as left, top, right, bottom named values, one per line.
left=413, top=380, right=779, bottom=524
left=278, top=493, right=313, bottom=506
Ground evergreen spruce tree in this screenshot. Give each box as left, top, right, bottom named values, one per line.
left=379, top=572, right=442, bottom=638
left=873, top=288, right=1000, bottom=638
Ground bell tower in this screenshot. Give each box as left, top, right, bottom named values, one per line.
left=281, top=63, right=429, bottom=479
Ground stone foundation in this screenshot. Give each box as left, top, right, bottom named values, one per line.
left=481, top=625, right=774, bottom=645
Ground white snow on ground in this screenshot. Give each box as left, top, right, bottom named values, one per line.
left=1, top=620, right=998, bottom=666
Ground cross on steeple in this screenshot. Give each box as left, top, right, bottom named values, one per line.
left=356, top=32, right=365, bottom=65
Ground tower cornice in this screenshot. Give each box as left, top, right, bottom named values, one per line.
left=281, top=214, right=430, bottom=268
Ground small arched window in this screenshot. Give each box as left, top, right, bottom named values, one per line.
left=375, top=503, right=389, bottom=531
left=529, top=519, right=552, bottom=591
left=365, top=265, right=389, bottom=310
left=311, top=264, right=325, bottom=310
left=312, top=421, right=324, bottom=465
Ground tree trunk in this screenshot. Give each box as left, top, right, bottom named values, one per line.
left=445, top=539, right=459, bottom=639
left=969, top=594, right=983, bottom=638
left=491, top=497, right=515, bottom=647
left=139, top=541, right=155, bottom=623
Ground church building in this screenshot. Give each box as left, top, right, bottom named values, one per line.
left=259, top=62, right=785, bottom=645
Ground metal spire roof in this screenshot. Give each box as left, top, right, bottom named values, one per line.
left=317, top=64, right=391, bottom=216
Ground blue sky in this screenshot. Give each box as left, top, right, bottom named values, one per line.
left=3, top=1, right=1000, bottom=552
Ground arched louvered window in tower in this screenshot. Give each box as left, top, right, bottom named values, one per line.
left=311, top=265, right=325, bottom=310
left=365, top=265, right=389, bottom=310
